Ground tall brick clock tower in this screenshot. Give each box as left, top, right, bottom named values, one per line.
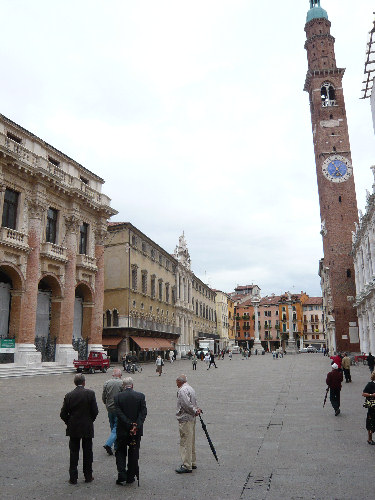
left=304, top=0, right=359, bottom=352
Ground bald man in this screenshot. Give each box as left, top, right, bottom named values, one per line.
left=102, top=368, right=123, bottom=455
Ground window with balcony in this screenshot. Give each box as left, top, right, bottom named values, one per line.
left=79, top=223, right=89, bottom=254
left=2, top=188, right=19, bottom=230
left=46, top=208, right=58, bottom=244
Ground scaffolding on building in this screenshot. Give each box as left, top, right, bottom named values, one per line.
left=361, top=15, right=375, bottom=99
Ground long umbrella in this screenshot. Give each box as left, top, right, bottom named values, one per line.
left=199, top=414, right=219, bottom=464
left=323, top=387, right=329, bottom=407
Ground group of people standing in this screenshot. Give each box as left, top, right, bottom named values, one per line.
left=60, top=369, right=201, bottom=485
left=325, top=351, right=375, bottom=445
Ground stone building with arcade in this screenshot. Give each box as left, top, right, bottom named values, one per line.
left=0, top=114, right=116, bottom=367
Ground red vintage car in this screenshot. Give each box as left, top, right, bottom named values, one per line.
left=73, top=351, right=110, bottom=373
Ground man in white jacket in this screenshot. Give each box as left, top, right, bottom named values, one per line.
left=175, top=374, right=201, bottom=473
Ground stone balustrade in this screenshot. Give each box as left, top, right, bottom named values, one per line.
left=40, top=242, right=68, bottom=262
left=0, top=227, right=29, bottom=251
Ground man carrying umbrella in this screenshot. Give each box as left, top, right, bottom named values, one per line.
left=175, top=374, right=201, bottom=474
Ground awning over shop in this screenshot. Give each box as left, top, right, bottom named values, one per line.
left=130, top=336, right=175, bottom=351
left=102, top=337, right=123, bottom=347
left=156, top=339, right=175, bottom=350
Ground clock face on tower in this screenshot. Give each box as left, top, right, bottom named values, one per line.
left=321, top=155, right=353, bottom=183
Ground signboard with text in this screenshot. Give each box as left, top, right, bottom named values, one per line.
left=0, top=338, right=15, bottom=353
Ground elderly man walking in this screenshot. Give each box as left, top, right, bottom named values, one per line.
left=326, top=363, right=343, bottom=416
left=175, top=374, right=202, bottom=474
left=114, top=377, right=147, bottom=486
left=102, top=368, right=123, bottom=455
left=60, top=373, right=98, bottom=484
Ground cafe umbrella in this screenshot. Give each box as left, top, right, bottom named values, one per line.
left=199, top=414, right=219, bottom=464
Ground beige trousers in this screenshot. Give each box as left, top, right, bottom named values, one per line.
left=178, top=419, right=196, bottom=470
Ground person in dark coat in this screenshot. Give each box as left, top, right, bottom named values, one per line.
left=60, top=373, right=99, bottom=484
left=114, top=376, right=147, bottom=485
left=367, top=352, right=375, bottom=373
left=326, top=363, right=343, bottom=416
left=362, top=371, right=375, bottom=445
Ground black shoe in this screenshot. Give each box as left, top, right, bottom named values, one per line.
left=84, top=477, right=94, bottom=483
left=175, top=465, right=192, bottom=473
left=367, top=440, right=375, bottom=445
left=192, top=465, right=197, bottom=470
left=116, top=479, right=126, bottom=485
left=126, top=478, right=135, bottom=484
left=69, top=479, right=77, bottom=485
left=103, top=445, right=113, bottom=455
left=335, top=409, right=340, bottom=416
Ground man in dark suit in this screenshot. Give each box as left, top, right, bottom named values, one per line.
left=114, top=376, right=147, bottom=485
left=60, top=373, right=99, bottom=484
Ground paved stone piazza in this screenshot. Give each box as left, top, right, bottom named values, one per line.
left=0, top=354, right=373, bottom=500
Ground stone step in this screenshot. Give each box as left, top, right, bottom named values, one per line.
left=0, top=365, right=76, bottom=378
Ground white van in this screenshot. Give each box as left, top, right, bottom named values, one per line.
left=231, top=346, right=241, bottom=354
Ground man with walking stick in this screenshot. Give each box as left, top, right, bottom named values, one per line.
left=175, top=374, right=201, bottom=473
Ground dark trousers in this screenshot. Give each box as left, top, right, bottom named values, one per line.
left=116, top=436, right=140, bottom=482
left=329, top=388, right=341, bottom=411
left=69, top=437, right=93, bottom=481
left=343, top=368, right=351, bottom=382
left=192, top=363, right=197, bottom=370
left=208, top=360, right=217, bottom=369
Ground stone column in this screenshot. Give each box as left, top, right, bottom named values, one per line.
left=14, top=200, right=45, bottom=367
left=88, top=225, right=106, bottom=353
left=55, top=214, right=79, bottom=366
left=251, top=294, right=262, bottom=354
left=285, top=292, right=297, bottom=354
left=368, top=306, right=375, bottom=355
left=358, top=309, right=365, bottom=353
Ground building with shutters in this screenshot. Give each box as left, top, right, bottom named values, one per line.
left=0, top=114, right=116, bottom=367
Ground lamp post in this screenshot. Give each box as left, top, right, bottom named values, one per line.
left=251, top=294, right=263, bottom=354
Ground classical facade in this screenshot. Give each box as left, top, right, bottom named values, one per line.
left=103, top=223, right=180, bottom=360
left=352, top=169, right=375, bottom=355
left=103, top=228, right=216, bottom=359
left=174, top=233, right=216, bottom=356
left=213, top=290, right=230, bottom=349
left=304, top=0, right=359, bottom=352
left=0, top=114, right=116, bottom=367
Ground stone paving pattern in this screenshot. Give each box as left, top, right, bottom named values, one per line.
left=0, top=354, right=373, bottom=499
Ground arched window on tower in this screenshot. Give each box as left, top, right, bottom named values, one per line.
left=113, top=309, right=119, bottom=327
left=321, top=82, right=336, bottom=107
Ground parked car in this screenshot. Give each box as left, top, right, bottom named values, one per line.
left=299, top=347, right=309, bottom=353
left=307, top=345, right=318, bottom=353
left=73, top=351, right=110, bottom=373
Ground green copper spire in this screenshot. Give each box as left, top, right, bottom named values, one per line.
left=306, top=0, right=328, bottom=23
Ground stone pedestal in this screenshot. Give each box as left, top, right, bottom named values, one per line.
left=55, top=344, right=77, bottom=366
left=14, top=343, right=42, bottom=367
left=252, top=340, right=263, bottom=355
left=285, top=340, right=298, bottom=355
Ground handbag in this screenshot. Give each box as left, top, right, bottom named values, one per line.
left=363, top=399, right=375, bottom=409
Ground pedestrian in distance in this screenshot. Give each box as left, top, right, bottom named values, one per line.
left=192, top=353, right=198, bottom=370
left=175, top=374, right=202, bottom=473
left=367, top=352, right=375, bottom=373
left=204, top=352, right=210, bottom=368
left=60, top=373, right=98, bottom=485
left=362, top=371, right=375, bottom=445
left=156, top=355, right=164, bottom=376
left=169, top=350, right=174, bottom=363
left=341, top=353, right=352, bottom=383
left=102, top=368, right=123, bottom=456
left=207, top=351, right=217, bottom=370
left=228, top=350, right=232, bottom=360
left=114, top=377, right=147, bottom=485
left=326, top=363, right=343, bottom=416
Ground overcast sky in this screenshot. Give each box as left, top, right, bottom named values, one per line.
left=1, top=0, right=374, bottom=297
